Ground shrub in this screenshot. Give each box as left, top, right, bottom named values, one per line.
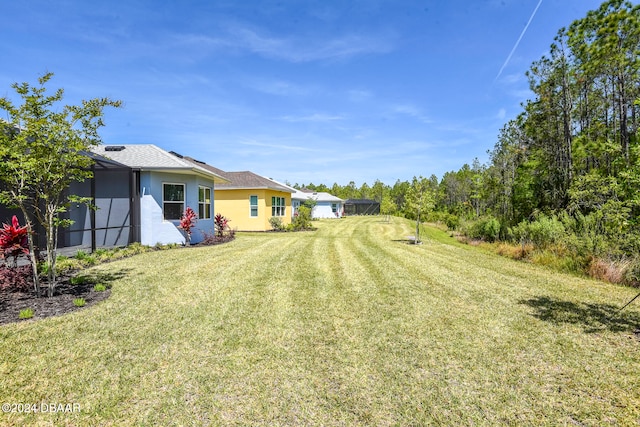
left=292, top=206, right=312, bottom=230
left=70, top=275, right=91, bottom=286
left=19, top=308, right=34, bottom=319
left=444, top=213, right=460, bottom=231
left=561, top=212, right=611, bottom=258
left=179, top=207, right=198, bottom=245
left=529, top=215, right=565, bottom=248
left=0, top=265, right=33, bottom=292
left=213, top=213, right=233, bottom=238
left=93, top=283, right=107, bottom=292
left=269, top=217, right=284, bottom=231
left=0, top=215, right=30, bottom=267
left=463, top=216, right=501, bottom=242
left=200, top=219, right=236, bottom=246
left=483, top=217, right=501, bottom=242
left=73, top=298, right=86, bottom=307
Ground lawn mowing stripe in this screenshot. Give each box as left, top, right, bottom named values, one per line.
left=1, top=217, right=640, bottom=425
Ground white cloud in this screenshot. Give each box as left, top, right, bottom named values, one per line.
left=171, top=24, right=394, bottom=63
left=236, top=139, right=322, bottom=153
left=347, top=89, right=373, bottom=102
left=279, top=113, right=344, bottom=123
left=246, top=79, right=313, bottom=96
left=496, top=108, right=507, bottom=120
left=391, top=104, right=432, bottom=124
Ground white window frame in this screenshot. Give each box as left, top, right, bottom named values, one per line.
left=250, top=195, right=258, bottom=217
left=272, top=196, right=286, bottom=217
left=198, top=186, right=212, bottom=220
left=162, top=182, right=185, bottom=221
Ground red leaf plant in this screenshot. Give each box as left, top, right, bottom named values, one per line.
left=0, top=215, right=30, bottom=267
left=214, top=213, right=229, bottom=238
left=178, top=207, right=198, bottom=245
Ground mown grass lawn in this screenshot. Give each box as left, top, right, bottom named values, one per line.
left=1, top=216, right=639, bottom=426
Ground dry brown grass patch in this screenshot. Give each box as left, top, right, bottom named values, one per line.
left=495, top=242, right=533, bottom=260
left=587, top=257, right=632, bottom=284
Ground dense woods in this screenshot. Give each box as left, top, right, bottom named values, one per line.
left=298, top=0, right=640, bottom=284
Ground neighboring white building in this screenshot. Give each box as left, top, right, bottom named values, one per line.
left=306, top=191, right=344, bottom=219
left=273, top=181, right=344, bottom=219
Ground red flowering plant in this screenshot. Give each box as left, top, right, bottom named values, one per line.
left=178, top=207, right=198, bottom=245
left=0, top=215, right=30, bottom=267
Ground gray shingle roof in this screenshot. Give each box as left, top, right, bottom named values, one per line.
left=215, top=171, right=294, bottom=193
left=307, top=192, right=343, bottom=202
left=92, top=144, right=228, bottom=183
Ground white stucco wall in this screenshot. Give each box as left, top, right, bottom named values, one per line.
left=312, top=201, right=342, bottom=219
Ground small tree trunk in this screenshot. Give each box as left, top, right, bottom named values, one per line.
left=46, top=205, right=57, bottom=297
left=415, top=204, right=421, bottom=244
left=19, top=207, right=40, bottom=296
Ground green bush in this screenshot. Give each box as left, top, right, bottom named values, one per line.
left=70, top=275, right=91, bottom=286
left=269, top=216, right=284, bottom=231
left=463, top=216, right=500, bottom=242
left=444, top=213, right=460, bottom=231
left=19, top=308, right=34, bottom=319
left=73, top=298, right=86, bottom=307
left=510, top=214, right=565, bottom=249
left=292, top=206, right=313, bottom=230
left=93, top=283, right=107, bottom=292
left=483, top=217, right=501, bottom=242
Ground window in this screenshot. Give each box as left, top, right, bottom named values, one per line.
left=331, top=203, right=337, bottom=213
left=250, top=195, right=258, bottom=217
left=199, top=186, right=211, bottom=219
left=272, top=196, right=285, bottom=217
left=163, top=183, right=185, bottom=220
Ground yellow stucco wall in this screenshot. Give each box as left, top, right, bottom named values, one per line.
left=214, top=188, right=291, bottom=231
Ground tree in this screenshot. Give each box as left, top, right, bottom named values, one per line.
left=405, top=176, right=435, bottom=244
left=380, top=194, right=397, bottom=222
left=371, top=179, right=387, bottom=203
left=0, top=73, right=122, bottom=296
left=359, top=182, right=371, bottom=199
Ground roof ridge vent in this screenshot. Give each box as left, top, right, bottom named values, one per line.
left=104, top=146, right=125, bottom=151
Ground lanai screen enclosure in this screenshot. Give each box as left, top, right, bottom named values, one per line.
left=344, top=199, right=380, bottom=216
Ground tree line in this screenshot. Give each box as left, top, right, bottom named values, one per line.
left=299, top=0, right=640, bottom=282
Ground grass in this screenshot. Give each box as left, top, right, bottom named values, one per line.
left=1, top=216, right=639, bottom=425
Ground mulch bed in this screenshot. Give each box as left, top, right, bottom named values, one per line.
left=0, top=277, right=111, bottom=326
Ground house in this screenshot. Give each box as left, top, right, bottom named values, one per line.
left=272, top=183, right=343, bottom=219
left=93, top=144, right=229, bottom=245
left=179, top=159, right=294, bottom=231
left=301, top=190, right=344, bottom=219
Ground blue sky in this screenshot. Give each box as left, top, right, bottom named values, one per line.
left=1, top=0, right=604, bottom=186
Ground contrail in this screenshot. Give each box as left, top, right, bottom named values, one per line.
left=495, top=0, right=543, bottom=82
